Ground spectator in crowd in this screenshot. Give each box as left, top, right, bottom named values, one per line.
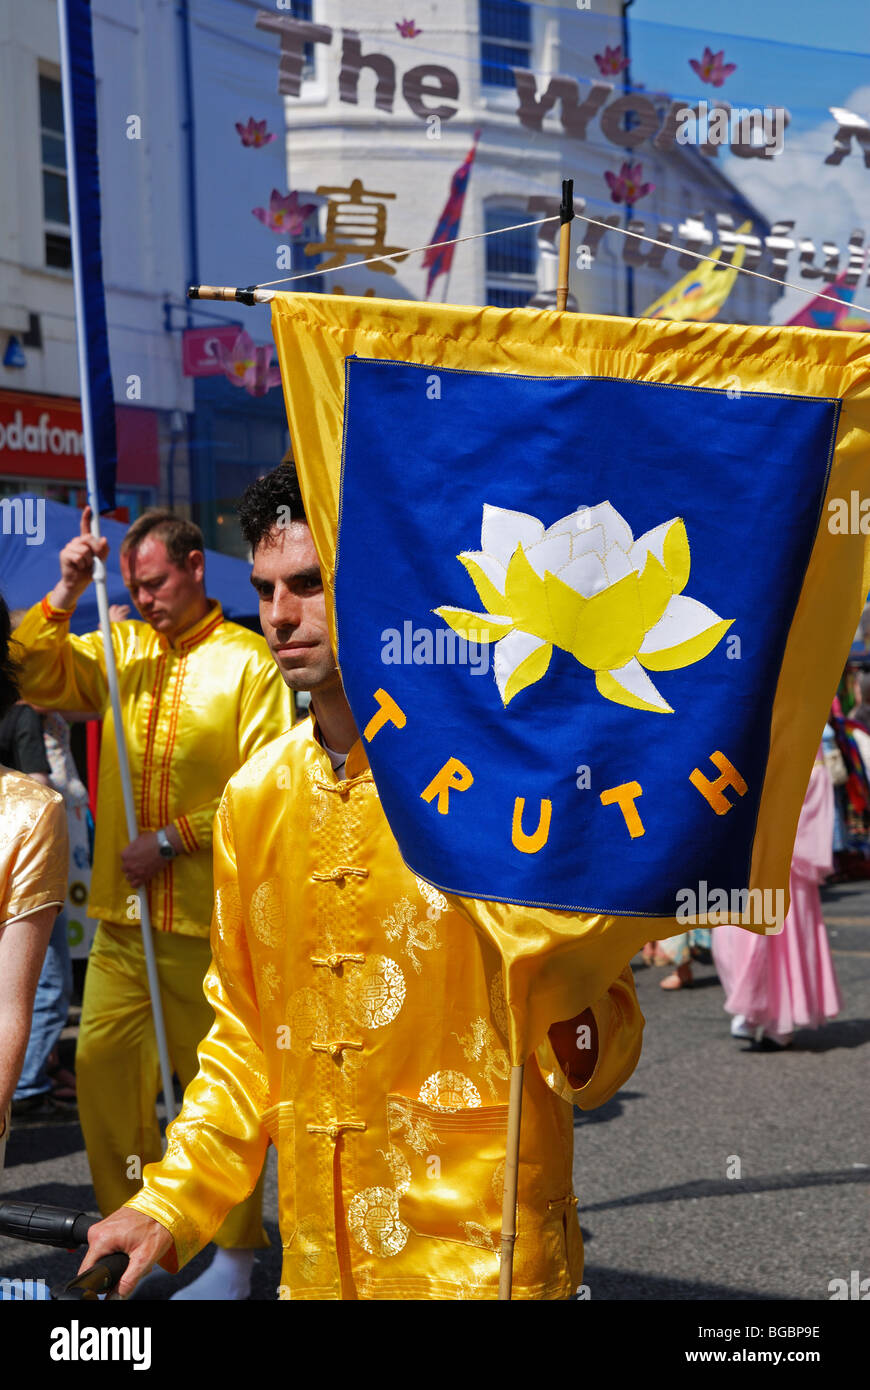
left=713, top=749, right=842, bottom=1049
left=0, top=593, right=68, bottom=1169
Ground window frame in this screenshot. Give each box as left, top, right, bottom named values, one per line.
left=483, top=202, right=538, bottom=308
left=39, top=70, right=72, bottom=271
left=479, top=0, right=533, bottom=91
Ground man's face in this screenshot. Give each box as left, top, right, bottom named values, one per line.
left=250, top=522, right=338, bottom=692
left=120, top=535, right=205, bottom=639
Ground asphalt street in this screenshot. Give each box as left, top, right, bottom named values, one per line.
left=1, top=881, right=867, bottom=1302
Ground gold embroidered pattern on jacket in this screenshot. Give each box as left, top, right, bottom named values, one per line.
left=285, top=987, right=329, bottom=1054
left=260, top=962, right=280, bottom=1003
left=455, top=1255, right=500, bottom=1300
left=459, top=1216, right=498, bottom=1251
left=382, top=896, right=442, bottom=975
left=388, top=1098, right=442, bottom=1157
left=418, top=1070, right=482, bottom=1111
left=346, top=955, right=406, bottom=1029
left=377, top=1145, right=412, bottom=1196
left=414, top=876, right=449, bottom=914
left=215, top=881, right=242, bottom=940
left=489, top=970, right=509, bottom=1039
left=287, top=1214, right=323, bottom=1284
left=250, top=878, right=282, bottom=947
left=306, top=767, right=329, bottom=830
left=452, top=1018, right=511, bottom=1100
left=347, top=1186, right=408, bottom=1257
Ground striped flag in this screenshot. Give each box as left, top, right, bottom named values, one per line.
left=422, top=132, right=481, bottom=299
left=786, top=266, right=869, bottom=332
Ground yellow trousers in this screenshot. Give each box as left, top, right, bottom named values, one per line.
left=77, top=922, right=267, bottom=1249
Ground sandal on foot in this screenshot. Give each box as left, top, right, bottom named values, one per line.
left=660, top=964, right=693, bottom=990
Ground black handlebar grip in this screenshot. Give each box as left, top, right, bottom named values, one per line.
left=52, top=1251, right=130, bottom=1301
left=0, top=1201, right=98, bottom=1249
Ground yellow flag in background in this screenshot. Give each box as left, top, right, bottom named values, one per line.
left=642, top=221, right=751, bottom=321
left=271, top=291, right=870, bottom=1063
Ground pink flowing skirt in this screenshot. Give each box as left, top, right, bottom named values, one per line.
left=712, top=871, right=843, bottom=1037
left=712, top=761, right=842, bottom=1037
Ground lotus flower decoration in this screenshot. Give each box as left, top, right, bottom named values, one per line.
left=689, top=46, right=737, bottom=88
left=252, top=189, right=316, bottom=235
left=216, top=330, right=281, bottom=397
left=236, top=118, right=276, bottom=148
left=434, top=502, right=733, bottom=713
left=604, top=160, right=655, bottom=205
left=594, top=44, right=629, bottom=76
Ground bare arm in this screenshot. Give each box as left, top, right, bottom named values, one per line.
left=79, top=1208, right=174, bottom=1299
left=0, top=906, right=57, bottom=1117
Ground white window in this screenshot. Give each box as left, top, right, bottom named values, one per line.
left=485, top=205, right=537, bottom=307
left=479, top=0, right=532, bottom=90
left=40, top=73, right=71, bottom=270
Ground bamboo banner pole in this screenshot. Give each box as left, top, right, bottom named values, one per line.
left=498, top=1061, right=525, bottom=1300
left=498, top=179, right=574, bottom=1302
left=58, top=0, right=178, bottom=1126
left=555, top=178, right=574, bottom=312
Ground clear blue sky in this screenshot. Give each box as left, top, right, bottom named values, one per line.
left=629, top=0, right=870, bottom=133
left=631, top=0, right=869, bottom=53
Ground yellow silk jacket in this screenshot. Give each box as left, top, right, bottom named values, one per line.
left=11, top=597, right=294, bottom=937
left=127, top=719, right=644, bottom=1298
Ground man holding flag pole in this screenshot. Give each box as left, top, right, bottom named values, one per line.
left=80, top=463, right=645, bottom=1301
left=8, top=0, right=293, bottom=1301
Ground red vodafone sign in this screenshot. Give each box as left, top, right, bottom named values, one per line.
left=0, top=392, right=159, bottom=487
left=0, top=392, right=85, bottom=479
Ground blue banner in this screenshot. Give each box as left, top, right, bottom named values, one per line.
left=335, top=357, right=839, bottom=916
left=60, top=0, right=116, bottom=511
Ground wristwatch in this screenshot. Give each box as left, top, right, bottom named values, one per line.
left=156, top=828, right=177, bottom=860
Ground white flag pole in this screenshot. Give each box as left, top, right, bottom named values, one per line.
left=57, top=0, right=178, bottom=1125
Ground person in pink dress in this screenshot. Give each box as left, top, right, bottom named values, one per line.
left=712, top=749, right=842, bottom=1049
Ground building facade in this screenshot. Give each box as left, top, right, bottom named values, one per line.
left=263, top=0, right=778, bottom=322
left=0, top=0, right=193, bottom=520
left=0, top=0, right=781, bottom=553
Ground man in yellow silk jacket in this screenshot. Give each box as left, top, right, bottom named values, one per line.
left=84, top=469, right=644, bottom=1300
left=12, top=506, right=294, bottom=1300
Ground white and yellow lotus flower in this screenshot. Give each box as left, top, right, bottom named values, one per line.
left=434, top=502, right=733, bottom=713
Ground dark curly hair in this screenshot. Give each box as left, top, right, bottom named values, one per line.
left=0, top=593, right=20, bottom=719
left=238, top=463, right=307, bottom=554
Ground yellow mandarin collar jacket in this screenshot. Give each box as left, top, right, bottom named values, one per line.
left=127, top=718, right=644, bottom=1298
left=12, top=596, right=294, bottom=936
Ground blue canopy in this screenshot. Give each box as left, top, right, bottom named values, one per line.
left=0, top=495, right=258, bottom=633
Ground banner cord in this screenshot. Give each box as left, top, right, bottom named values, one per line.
left=253, top=213, right=870, bottom=319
